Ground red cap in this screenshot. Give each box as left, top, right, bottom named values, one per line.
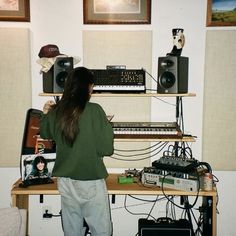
left=38, top=44, right=62, bottom=58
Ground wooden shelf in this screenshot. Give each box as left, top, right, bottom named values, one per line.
left=11, top=174, right=216, bottom=197
left=12, top=174, right=217, bottom=236
left=39, top=92, right=197, bottom=143
left=114, top=136, right=196, bottom=142
left=39, top=92, right=196, bottom=97
left=39, top=93, right=196, bottom=142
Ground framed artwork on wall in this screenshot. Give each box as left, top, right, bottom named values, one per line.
left=83, top=0, right=151, bottom=24
left=0, top=0, right=30, bottom=22
left=207, top=0, right=236, bottom=26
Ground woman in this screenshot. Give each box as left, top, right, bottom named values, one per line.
left=40, top=67, right=114, bottom=236
left=26, top=155, right=49, bottom=179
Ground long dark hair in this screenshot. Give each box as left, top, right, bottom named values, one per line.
left=31, top=155, right=48, bottom=176
left=55, top=67, right=95, bottom=146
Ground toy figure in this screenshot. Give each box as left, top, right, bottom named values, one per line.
left=167, top=28, right=185, bottom=56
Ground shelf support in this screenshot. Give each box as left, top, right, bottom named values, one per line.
left=175, top=96, right=181, bottom=124
left=175, top=96, right=181, bottom=156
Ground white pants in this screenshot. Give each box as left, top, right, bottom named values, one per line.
left=58, top=177, right=112, bottom=236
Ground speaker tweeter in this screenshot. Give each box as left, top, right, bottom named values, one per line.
left=157, top=56, right=189, bottom=94
left=42, top=57, right=73, bottom=93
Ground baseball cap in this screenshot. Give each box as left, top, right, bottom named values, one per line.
left=38, top=44, right=63, bottom=58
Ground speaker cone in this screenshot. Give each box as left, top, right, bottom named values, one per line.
left=159, top=71, right=176, bottom=89
left=56, top=71, right=68, bottom=88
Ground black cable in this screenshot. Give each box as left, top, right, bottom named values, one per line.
left=212, top=174, right=219, bottom=183
left=123, top=195, right=157, bottom=221
left=180, top=97, right=185, bottom=133
left=146, top=195, right=159, bottom=220
left=111, top=142, right=169, bottom=161
left=146, top=88, right=157, bottom=92
left=128, top=194, right=166, bottom=203
left=125, top=194, right=172, bottom=222
left=153, top=96, right=176, bottom=106
left=143, top=69, right=180, bottom=108
left=176, top=96, right=180, bottom=124
left=143, top=68, right=157, bottom=84
left=170, top=198, right=176, bottom=220
left=163, top=143, right=193, bottom=159
left=182, top=196, right=195, bottom=235
left=190, top=207, right=204, bottom=236
left=53, top=96, right=60, bottom=103
left=179, top=97, right=187, bottom=153
left=197, top=161, right=212, bottom=173
left=160, top=173, right=200, bottom=210
left=114, top=142, right=162, bottom=152
left=113, top=142, right=167, bottom=158
left=165, top=196, right=177, bottom=220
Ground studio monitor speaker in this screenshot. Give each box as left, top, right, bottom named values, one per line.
left=42, top=57, right=73, bottom=93
left=157, top=56, right=189, bottom=94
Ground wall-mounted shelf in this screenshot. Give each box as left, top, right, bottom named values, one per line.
left=39, top=92, right=196, bottom=97
left=114, top=136, right=196, bottom=142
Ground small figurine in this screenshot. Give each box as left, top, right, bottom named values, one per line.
left=167, top=28, right=185, bottom=57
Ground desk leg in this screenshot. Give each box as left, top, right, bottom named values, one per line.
left=212, top=195, right=217, bottom=236
left=12, top=194, right=29, bottom=236
left=12, top=194, right=28, bottom=209
left=202, top=196, right=216, bottom=236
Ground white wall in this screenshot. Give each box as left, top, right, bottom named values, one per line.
left=0, top=0, right=236, bottom=235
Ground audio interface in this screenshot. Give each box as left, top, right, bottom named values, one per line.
left=142, top=167, right=199, bottom=192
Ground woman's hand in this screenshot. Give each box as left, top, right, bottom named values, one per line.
left=43, top=100, right=55, bottom=114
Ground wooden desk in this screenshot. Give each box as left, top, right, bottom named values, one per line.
left=11, top=174, right=217, bottom=236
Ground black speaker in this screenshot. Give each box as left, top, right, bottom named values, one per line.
left=42, top=57, right=73, bottom=93
left=157, top=56, right=188, bottom=94
left=138, top=218, right=192, bottom=236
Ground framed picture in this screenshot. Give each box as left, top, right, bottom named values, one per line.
left=83, top=0, right=151, bottom=24
left=0, top=0, right=30, bottom=22
left=207, top=0, right=236, bottom=26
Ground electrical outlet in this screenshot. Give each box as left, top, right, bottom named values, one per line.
left=42, top=205, right=52, bottom=218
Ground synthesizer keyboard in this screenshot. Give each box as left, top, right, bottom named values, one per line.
left=111, top=122, right=182, bottom=139
left=91, top=69, right=145, bottom=93
left=93, top=85, right=145, bottom=92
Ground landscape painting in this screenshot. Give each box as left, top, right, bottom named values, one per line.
left=207, top=0, right=236, bottom=26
